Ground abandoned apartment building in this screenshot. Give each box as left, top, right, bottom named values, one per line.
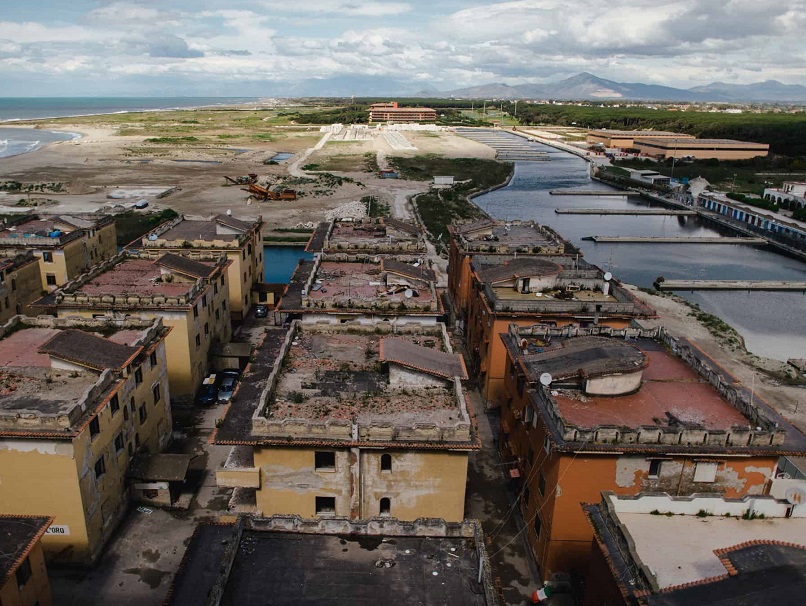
left=584, top=492, right=806, bottom=605
left=130, top=213, right=265, bottom=321
left=497, top=323, right=806, bottom=584
left=0, top=315, right=172, bottom=564
left=215, top=320, right=476, bottom=523
left=0, top=515, right=54, bottom=606
left=33, top=251, right=232, bottom=399
left=306, top=217, right=426, bottom=255
left=279, top=253, right=442, bottom=325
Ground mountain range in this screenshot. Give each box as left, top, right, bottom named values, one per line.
left=412, top=72, right=806, bottom=103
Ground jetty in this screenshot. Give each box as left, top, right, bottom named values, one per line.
left=582, top=236, right=767, bottom=245
left=655, top=280, right=806, bottom=292
left=549, top=189, right=633, bottom=196
left=555, top=208, right=696, bottom=216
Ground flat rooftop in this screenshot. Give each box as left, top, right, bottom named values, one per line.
left=147, top=214, right=259, bottom=246
left=452, top=219, right=566, bottom=253
left=167, top=525, right=488, bottom=606
left=300, top=259, right=437, bottom=311
left=588, top=130, right=694, bottom=138
left=532, top=337, right=748, bottom=430
left=271, top=331, right=458, bottom=424
left=638, top=138, right=770, bottom=149
left=308, top=219, right=423, bottom=253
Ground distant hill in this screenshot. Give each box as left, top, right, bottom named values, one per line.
left=422, top=72, right=806, bottom=103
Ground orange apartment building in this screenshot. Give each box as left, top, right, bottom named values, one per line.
left=497, top=324, right=806, bottom=584
left=462, top=250, right=654, bottom=407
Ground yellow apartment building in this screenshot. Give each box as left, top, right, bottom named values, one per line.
left=216, top=322, right=477, bottom=522
left=0, top=316, right=172, bottom=564
left=0, top=515, right=53, bottom=606
left=0, top=252, right=42, bottom=322
left=35, top=252, right=232, bottom=399
left=132, top=213, right=264, bottom=321
left=0, top=214, right=117, bottom=292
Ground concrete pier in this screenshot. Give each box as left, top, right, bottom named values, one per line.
left=550, top=189, right=633, bottom=196
left=555, top=208, right=696, bottom=216
left=656, top=280, right=806, bottom=291
left=583, top=236, right=768, bottom=244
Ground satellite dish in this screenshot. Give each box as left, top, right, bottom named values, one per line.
left=404, top=289, right=413, bottom=299
left=604, top=271, right=613, bottom=281
left=784, top=486, right=806, bottom=505
left=147, top=234, right=158, bottom=241
left=226, top=209, right=232, bottom=216
left=539, top=373, right=553, bottom=386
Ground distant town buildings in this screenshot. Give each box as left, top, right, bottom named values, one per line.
left=0, top=316, right=172, bottom=563
left=132, top=213, right=264, bottom=321
left=0, top=214, right=117, bottom=292
left=36, top=252, right=231, bottom=399
left=369, top=102, right=437, bottom=123
left=498, top=324, right=806, bottom=584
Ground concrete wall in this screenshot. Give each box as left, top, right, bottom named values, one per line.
left=254, top=446, right=469, bottom=523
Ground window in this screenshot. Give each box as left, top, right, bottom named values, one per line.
left=149, top=351, right=157, bottom=368
left=114, top=433, right=124, bottom=453
left=193, top=304, right=199, bottom=318
left=89, top=417, right=100, bottom=439
left=523, top=484, right=530, bottom=505
left=380, top=453, right=392, bottom=472
left=538, top=472, right=546, bottom=496
left=124, top=406, right=129, bottom=421
left=524, top=406, right=534, bottom=423
left=204, top=322, right=209, bottom=337
left=516, top=372, right=525, bottom=396
left=16, top=557, right=32, bottom=589
left=315, top=451, right=336, bottom=471
left=139, top=404, right=147, bottom=424
left=46, top=274, right=57, bottom=286
left=248, top=243, right=252, bottom=255
left=152, top=383, right=161, bottom=405
left=315, top=496, right=336, bottom=515
left=215, top=309, right=220, bottom=321
left=222, top=300, right=227, bottom=311
left=694, top=461, right=718, bottom=483
left=214, top=282, right=218, bottom=295
left=94, top=456, right=106, bottom=480
left=202, top=294, right=208, bottom=308
left=380, top=497, right=391, bottom=516
left=42, top=251, right=53, bottom=263
left=220, top=275, right=225, bottom=286
left=11, top=278, right=16, bottom=291
left=648, top=459, right=663, bottom=478
left=134, top=366, right=143, bottom=386
left=534, top=514, right=542, bottom=539
left=110, top=394, right=119, bottom=414
left=195, top=334, right=201, bottom=348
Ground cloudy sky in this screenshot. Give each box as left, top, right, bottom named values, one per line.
left=2, top=0, right=805, bottom=96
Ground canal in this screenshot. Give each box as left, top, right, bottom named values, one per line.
left=263, top=245, right=313, bottom=283
left=473, top=137, right=806, bottom=361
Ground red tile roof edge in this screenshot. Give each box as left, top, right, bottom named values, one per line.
left=214, top=437, right=481, bottom=451
left=0, top=514, right=53, bottom=587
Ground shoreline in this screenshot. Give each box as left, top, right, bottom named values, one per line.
left=0, top=126, right=83, bottom=161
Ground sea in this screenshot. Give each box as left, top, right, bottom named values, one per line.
left=0, top=97, right=259, bottom=159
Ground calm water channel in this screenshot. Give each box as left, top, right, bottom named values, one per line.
left=263, top=245, right=313, bottom=283
left=473, top=137, right=806, bottom=361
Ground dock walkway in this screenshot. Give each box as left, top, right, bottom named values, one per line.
left=583, top=236, right=767, bottom=245
left=549, top=189, right=633, bottom=196
left=656, top=280, right=806, bottom=291
left=556, top=208, right=696, bottom=216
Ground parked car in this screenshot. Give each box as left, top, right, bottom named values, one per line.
left=196, top=374, right=218, bottom=406
left=217, top=370, right=240, bottom=404
left=254, top=304, right=269, bottom=318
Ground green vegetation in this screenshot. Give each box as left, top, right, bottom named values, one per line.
left=0, top=181, right=64, bottom=193
left=793, top=208, right=806, bottom=221
left=363, top=196, right=390, bottom=218
left=389, top=156, right=513, bottom=245
left=725, top=192, right=778, bottom=212
left=364, top=152, right=379, bottom=173
left=263, top=235, right=311, bottom=244
left=114, top=209, right=179, bottom=246
left=506, top=102, right=806, bottom=156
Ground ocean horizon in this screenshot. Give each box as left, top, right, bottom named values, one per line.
left=0, top=96, right=261, bottom=123
left=0, top=97, right=262, bottom=160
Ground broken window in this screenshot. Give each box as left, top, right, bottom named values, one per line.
left=381, top=453, right=392, bottom=472
left=110, top=394, right=119, bottom=415
left=150, top=351, right=157, bottom=368
left=139, top=405, right=147, bottom=424
left=315, top=496, right=336, bottom=515
left=648, top=459, right=663, bottom=478
left=380, top=497, right=391, bottom=516
left=89, top=417, right=100, bottom=439
left=16, top=557, right=32, bottom=589
left=94, top=456, right=106, bottom=480
left=315, top=451, right=336, bottom=471
left=46, top=274, right=57, bottom=286
left=134, top=366, right=143, bottom=386
left=114, top=433, right=124, bottom=453
left=152, top=384, right=161, bottom=405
